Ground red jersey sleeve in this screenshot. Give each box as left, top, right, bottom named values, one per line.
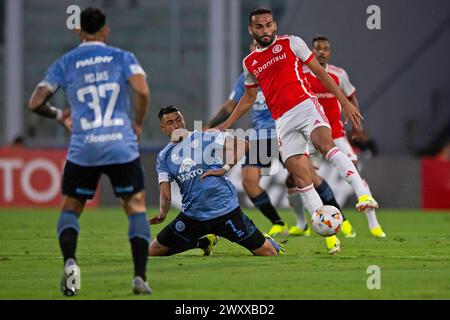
left=289, top=36, right=314, bottom=63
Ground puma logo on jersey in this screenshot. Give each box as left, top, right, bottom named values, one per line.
left=76, top=56, right=114, bottom=69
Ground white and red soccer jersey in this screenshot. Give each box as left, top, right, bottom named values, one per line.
left=243, top=35, right=315, bottom=120
left=303, top=64, right=356, bottom=139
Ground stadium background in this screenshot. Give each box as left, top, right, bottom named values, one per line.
left=0, top=0, right=449, bottom=210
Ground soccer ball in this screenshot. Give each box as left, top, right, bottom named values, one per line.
left=311, top=205, right=343, bottom=237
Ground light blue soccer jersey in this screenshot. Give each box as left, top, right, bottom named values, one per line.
left=40, top=41, right=146, bottom=166
left=156, top=131, right=239, bottom=221
left=229, top=73, right=276, bottom=140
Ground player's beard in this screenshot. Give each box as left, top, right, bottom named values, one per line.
left=254, top=33, right=275, bottom=47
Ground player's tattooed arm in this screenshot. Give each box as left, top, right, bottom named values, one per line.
left=28, top=85, right=72, bottom=131
left=150, top=182, right=171, bottom=224
left=29, top=86, right=61, bottom=119
left=206, top=99, right=237, bottom=129
left=215, top=87, right=257, bottom=131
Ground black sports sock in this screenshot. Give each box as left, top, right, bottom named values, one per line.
left=250, top=191, right=284, bottom=225
left=59, top=228, right=78, bottom=264
left=130, top=237, right=149, bottom=281
left=316, top=180, right=347, bottom=220
left=166, top=238, right=209, bottom=256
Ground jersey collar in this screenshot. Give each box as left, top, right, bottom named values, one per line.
left=79, top=41, right=107, bottom=47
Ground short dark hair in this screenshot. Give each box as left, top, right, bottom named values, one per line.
left=81, top=7, right=106, bottom=35
left=249, top=7, right=273, bottom=25
left=312, top=35, right=330, bottom=46
left=158, top=105, right=180, bottom=120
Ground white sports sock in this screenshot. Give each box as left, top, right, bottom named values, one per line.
left=287, top=189, right=307, bottom=230
left=297, top=184, right=323, bottom=216
left=363, top=180, right=380, bottom=229
left=365, top=209, right=380, bottom=229
left=326, top=147, right=369, bottom=198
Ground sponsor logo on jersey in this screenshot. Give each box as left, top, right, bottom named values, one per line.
left=84, top=132, right=123, bottom=143
left=75, top=56, right=114, bottom=69
left=177, top=158, right=204, bottom=182
left=251, top=53, right=286, bottom=78
left=315, top=93, right=336, bottom=99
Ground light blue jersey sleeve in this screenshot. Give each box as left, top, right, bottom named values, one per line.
left=122, top=51, right=146, bottom=81
left=156, top=151, right=174, bottom=183
left=40, top=58, right=66, bottom=93
left=228, top=73, right=245, bottom=103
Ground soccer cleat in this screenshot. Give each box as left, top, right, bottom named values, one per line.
left=268, top=223, right=289, bottom=237
left=356, top=195, right=379, bottom=212
left=202, top=234, right=219, bottom=256
left=370, top=226, right=386, bottom=238
left=60, top=259, right=80, bottom=297
left=263, top=233, right=287, bottom=255
left=288, top=225, right=311, bottom=237
left=325, top=235, right=341, bottom=255
left=132, top=276, right=153, bottom=295
left=340, top=219, right=356, bottom=238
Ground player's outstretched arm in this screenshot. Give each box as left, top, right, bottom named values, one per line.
left=28, top=85, right=72, bottom=131
left=307, top=56, right=363, bottom=129
left=129, top=74, right=150, bottom=141
left=200, top=136, right=249, bottom=180
left=215, top=86, right=258, bottom=131
left=149, top=182, right=171, bottom=225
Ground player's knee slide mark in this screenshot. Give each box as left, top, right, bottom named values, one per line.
left=57, top=211, right=80, bottom=237
left=128, top=212, right=150, bottom=242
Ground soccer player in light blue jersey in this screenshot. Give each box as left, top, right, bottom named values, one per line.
left=28, top=7, right=151, bottom=295
left=148, top=106, right=285, bottom=257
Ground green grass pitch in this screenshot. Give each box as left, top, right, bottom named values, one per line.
left=0, top=208, right=449, bottom=299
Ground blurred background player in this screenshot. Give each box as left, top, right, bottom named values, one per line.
left=302, top=35, right=385, bottom=238
left=149, top=106, right=285, bottom=257
left=28, top=7, right=152, bottom=295
left=216, top=8, right=379, bottom=254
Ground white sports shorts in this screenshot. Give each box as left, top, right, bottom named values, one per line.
left=275, top=97, right=331, bottom=163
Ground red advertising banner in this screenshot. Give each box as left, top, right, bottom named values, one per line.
left=421, top=157, right=450, bottom=210
left=0, top=147, right=99, bottom=208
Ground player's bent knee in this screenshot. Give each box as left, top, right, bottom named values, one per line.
left=311, top=130, right=335, bottom=155
left=122, top=191, right=147, bottom=215
left=285, top=174, right=296, bottom=189
left=61, top=196, right=85, bottom=215
left=148, top=239, right=169, bottom=256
